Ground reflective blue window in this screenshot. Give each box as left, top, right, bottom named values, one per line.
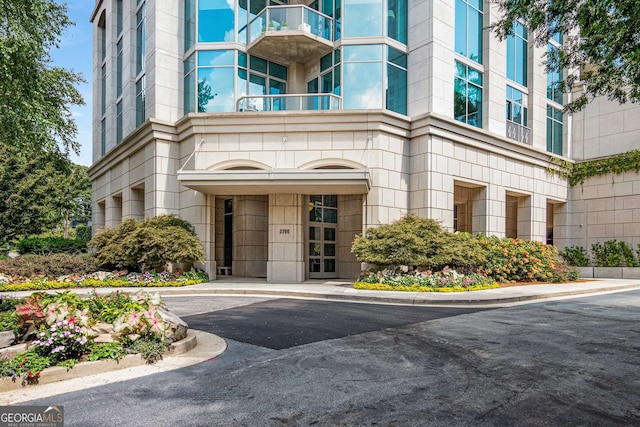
left=506, top=85, right=527, bottom=126
left=387, top=0, right=407, bottom=44
left=455, top=0, right=483, bottom=64
left=506, top=21, right=527, bottom=86
left=386, top=46, right=406, bottom=115
left=198, top=0, right=235, bottom=42
left=344, top=62, right=383, bottom=109
left=136, top=2, right=146, bottom=75
left=185, top=0, right=196, bottom=52
left=344, top=0, right=383, bottom=37
left=184, top=54, right=196, bottom=114
left=546, top=106, right=563, bottom=155
left=454, top=61, right=482, bottom=127
left=197, top=50, right=236, bottom=112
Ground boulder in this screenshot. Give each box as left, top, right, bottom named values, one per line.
left=0, top=331, right=14, bottom=349
left=158, top=307, right=188, bottom=342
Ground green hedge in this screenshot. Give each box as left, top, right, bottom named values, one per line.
left=17, top=237, right=87, bottom=255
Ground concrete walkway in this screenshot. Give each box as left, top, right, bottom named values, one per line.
left=5, top=277, right=640, bottom=306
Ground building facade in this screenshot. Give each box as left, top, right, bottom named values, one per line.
left=88, top=0, right=639, bottom=282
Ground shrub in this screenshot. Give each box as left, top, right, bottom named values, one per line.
left=89, top=215, right=204, bottom=272
left=559, top=246, right=590, bottom=267
left=0, top=253, right=98, bottom=279
left=17, top=237, right=87, bottom=255
left=477, top=236, right=573, bottom=282
left=127, top=334, right=172, bottom=364
left=351, top=215, right=486, bottom=272
left=590, top=240, right=636, bottom=267
left=0, top=311, right=21, bottom=343
left=0, top=348, right=51, bottom=384
left=31, top=320, right=90, bottom=363
left=75, top=225, right=92, bottom=242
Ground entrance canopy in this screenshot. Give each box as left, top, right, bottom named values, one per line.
left=177, top=169, right=371, bottom=195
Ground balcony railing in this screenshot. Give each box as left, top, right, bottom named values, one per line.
left=236, top=94, right=342, bottom=112
left=239, top=5, right=334, bottom=45
left=506, top=121, right=532, bottom=145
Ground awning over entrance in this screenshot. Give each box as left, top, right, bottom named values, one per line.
left=177, top=169, right=371, bottom=195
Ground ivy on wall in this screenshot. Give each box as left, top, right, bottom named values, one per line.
left=547, top=149, right=640, bottom=186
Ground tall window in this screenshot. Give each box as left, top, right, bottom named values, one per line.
left=387, top=0, right=407, bottom=44
left=343, top=0, right=383, bottom=37
left=185, top=0, right=196, bottom=52
left=98, top=12, right=106, bottom=155
left=307, top=49, right=341, bottom=110
left=454, top=61, right=482, bottom=127
left=455, top=0, right=483, bottom=64
left=547, top=106, right=562, bottom=155
left=386, top=46, right=407, bottom=115
left=115, top=4, right=123, bottom=144
left=506, top=21, right=528, bottom=87
left=546, top=32, right=563, bottom=154
left=136, top=1, right=146, bottom=126
left=238, top=53, right=288, bottom=111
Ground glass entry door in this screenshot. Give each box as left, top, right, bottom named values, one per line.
left=308, top=195, right=338, bottom=278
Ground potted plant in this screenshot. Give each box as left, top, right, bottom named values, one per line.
left=281, top=21, right=288, bottom=30
left=268, top=21, right=276, bottom=31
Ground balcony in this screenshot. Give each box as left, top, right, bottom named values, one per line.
left=506, top=121, right=532, bottom=145
left=239, top=6, right=334, bottom=64
left=237, top=94, right=342, bottom=112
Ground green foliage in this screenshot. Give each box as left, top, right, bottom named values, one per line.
left=0, top=296, right=22, bottom=313
left=0, top=253, right=98, bottom=278
left=0, top=349, right=51, bottom=384
left=127, top=335, right=172, bottom=364
left=75, top=225, right=92, bottom=242
left=32, top=320, right=90, bottom=363
left=559, top=246, right=590, bottom=267
left=548, top=150, right=640, bottom=187
left=87, top=342, right=127, bottom=362
left=0, top=311, right=21, bottom=343
left=591, top=240, right=637, bottom=267
left=477, top=236, right=574, bottom=282
left=17, top=237, right=87, bottom=255
left=0, top=0, right=84, bottom=154
left=493, top=0, right=640, bottom=112
left=89, top=215, right=204, bottom=272
left=356, top=268, right=497, bottom=292
left=351, top=215, right=486, bottom=272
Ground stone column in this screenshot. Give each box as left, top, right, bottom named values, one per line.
left=267, top=194, right=305, bottom=282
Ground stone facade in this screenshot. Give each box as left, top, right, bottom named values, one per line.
left=88, top=0, right=640, bottom=282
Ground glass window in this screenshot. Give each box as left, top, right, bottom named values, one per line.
left=269, top=62, right=288, bottom=80
left=455, top=0, right=483, bottom=64
left=506, top=85, right=527, bottom=126
left=116, top=40, right=122, bottom=98
left=198, top=0, right=235, bottom=42
left=387, top=63, right=406, bottom=115
left=185, top=0, right=196, bottom=52
left=454, top=61, right=483, bottom=128
left=99, top=14, right=106, bottom=62
left=101, top=119, right=106, bottom=156
left=101, top=65, right=106, bottom=116
left=344, top=44, right=383, bottom=61
left=136, top=77, right=145, bottom=126
left=116, top=0, right=123, bottom=35
left=546, top=106, right=563, bottom=155
left=250, top=56, right=268, bottom=74
left=344, top=61, right=383, bottom=110
left=387, top=0, right=407, bottom=44
left=116, top=101, right=123, bottom=143
left=506, top=21, right=527, bottom=86
left=547, top=43, right=563, bottom=104
left=199, top=50, right=235, bottom=67
left=184, top=54, right=196, bottom=114
left=136, top=3, right=146, bottom=75
left=343, top=0, right=383, bottom=37
left=198, top=67, right=235, bottom=112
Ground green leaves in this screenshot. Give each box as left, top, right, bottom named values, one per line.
left=493, top=0, right=640, bottom=112
left=351, top=215, right=486, bottom=271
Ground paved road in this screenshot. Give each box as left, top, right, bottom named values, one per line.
left=25, top=292, right=640, bottom=426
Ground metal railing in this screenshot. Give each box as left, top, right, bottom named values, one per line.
left=236, top=94, right=342, bottom=112
left=239, top=5, right=334, bottom=45
left=506, top=121, right=532, bottom=145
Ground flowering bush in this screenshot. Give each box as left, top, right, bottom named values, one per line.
left=355, top=267, right=498, bottom=292
left=32, top=320, right=90, bottom=362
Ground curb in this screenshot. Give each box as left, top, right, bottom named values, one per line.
left=157, top=283, right=640, bottom=306
left=0, top=329, right=220, bottom=394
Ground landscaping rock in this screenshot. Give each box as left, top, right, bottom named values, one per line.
left=0, top=331, right=14, bottom=349
left=158, top=307, right=188, bottom=341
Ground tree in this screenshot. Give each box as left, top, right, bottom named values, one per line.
left=0, top=145, right=73, bottom=246
left=0, top=0, right=84, bottom=155
left=493, top=0, right=640, bottom=112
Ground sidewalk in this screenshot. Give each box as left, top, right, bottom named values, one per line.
left=6, top=277, right=639, bottom=306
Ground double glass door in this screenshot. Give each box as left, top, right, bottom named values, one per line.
left=308, top=195, right=337, bottom=278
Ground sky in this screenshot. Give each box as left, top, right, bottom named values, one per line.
left=50, top=0, right=95, bottom=166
